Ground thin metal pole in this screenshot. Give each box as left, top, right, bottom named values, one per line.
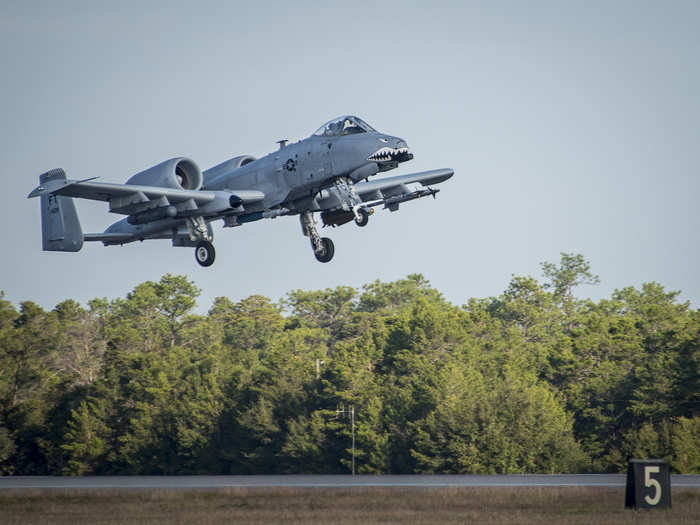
left=336, top=404, right=357, bottom=476
left=351, top=405, right=355, bottom=476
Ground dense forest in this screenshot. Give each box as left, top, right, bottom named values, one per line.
left=1, top=254, right=698, bottom=475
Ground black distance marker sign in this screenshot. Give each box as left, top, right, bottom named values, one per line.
left=625, top=459, right=671, bottom=509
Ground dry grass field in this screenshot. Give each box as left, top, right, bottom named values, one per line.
left=0, top=487, right=698, bottom=524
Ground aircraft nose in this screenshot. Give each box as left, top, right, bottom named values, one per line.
left=395, top=138, right=407, bottom=148
left=394, top=137, right=412, bottom=161
left=367, top=135, right=413, bottom=163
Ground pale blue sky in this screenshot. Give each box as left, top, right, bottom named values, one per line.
left=1, top=1, right=698, bottom=311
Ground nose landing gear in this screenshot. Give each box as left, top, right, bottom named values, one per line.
left=353, top=207, right=370, bottom=227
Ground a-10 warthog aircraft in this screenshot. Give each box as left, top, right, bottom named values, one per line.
left=29, top=116, right=453, bottom=266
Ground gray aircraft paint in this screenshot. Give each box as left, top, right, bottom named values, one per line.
left=38, top=169, right=83, bottom=252
left=29, top=116, right=452, bottom=266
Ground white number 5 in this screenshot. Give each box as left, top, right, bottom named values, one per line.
left=644, top=466, right=662, bottom=505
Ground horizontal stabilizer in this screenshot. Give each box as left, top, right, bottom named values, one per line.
left=83, top=233, right=134, bottom=243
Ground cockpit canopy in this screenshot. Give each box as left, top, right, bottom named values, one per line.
left=313, top=116, right=377, bottom=137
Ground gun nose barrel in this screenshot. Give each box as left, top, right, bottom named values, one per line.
left=395, top=138, right=411, bottom=162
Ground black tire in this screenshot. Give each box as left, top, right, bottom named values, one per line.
left=354, top=208, right=369, bottom=227
left=314, top=237, right=335, bottom=263
left=195, top=240, right=216, bottom=267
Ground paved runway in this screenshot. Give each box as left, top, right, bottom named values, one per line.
left=1, top=474, right=699, bottom=489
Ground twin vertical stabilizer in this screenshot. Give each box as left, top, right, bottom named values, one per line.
left=38, top=169, right=83, bottom=252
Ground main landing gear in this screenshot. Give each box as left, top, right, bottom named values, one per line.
left=195, top=240, right=215, bottom=267
left=314, top=237, right=335, bottom=263
left=185, top=216, right=216, bottom=267
left=301, top=211, right=334, bottom=263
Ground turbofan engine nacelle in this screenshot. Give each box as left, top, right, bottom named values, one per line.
left=202, top=155, right=257, bottom=185
left=126, top=157, right=202, bottom=191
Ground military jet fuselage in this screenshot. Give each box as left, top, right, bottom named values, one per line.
left=204, top=118, right=411, bottom=208
left=29, top=116, right=452, bottom=266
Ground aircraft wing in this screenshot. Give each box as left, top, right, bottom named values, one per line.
left=28, top=171, right=264, bottom=215
left=29, top=178, right=215, bottom=205
left=353, top=168, right=453, bottom=211
left=354, top=168, right=454, bottom=198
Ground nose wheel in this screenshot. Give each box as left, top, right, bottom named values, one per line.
left=354, top=207, right=370, bottom=227
left=195, top=240, right=215, bottom=267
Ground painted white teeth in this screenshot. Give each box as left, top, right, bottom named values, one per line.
left=368, top=147, right=409, bottom=161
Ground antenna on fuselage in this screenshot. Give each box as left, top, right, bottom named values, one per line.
left=276, top=139, right=288, bottom=150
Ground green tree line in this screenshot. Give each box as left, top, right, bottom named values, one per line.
left=1, top=254, right=697, bottom=475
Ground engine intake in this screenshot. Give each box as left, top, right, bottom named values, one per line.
left=126, top=157, right=202, bottom=191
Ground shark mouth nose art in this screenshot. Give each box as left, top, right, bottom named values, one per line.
left=368, top=147, right=412, bottom=162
